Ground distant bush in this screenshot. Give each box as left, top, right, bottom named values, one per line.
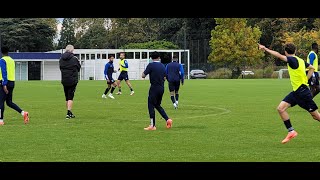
left=271, top=71, right=279, bottom=79
left=207, top=68, right=232, bottom=79
left=263, top=66, right=274, bottom=78
left=253, top=69, right=263, bottom=78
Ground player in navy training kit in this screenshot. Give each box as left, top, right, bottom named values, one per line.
left=165, top=55, right=184, bottom=109
left=102, top=55, right=117, bottom=99
left=142, top=51, right=173, bottom=131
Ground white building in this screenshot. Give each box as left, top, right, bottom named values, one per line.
left=12, top=49, right=190, bottom=81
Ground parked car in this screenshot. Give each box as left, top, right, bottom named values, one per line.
left=190, top=69, right=207, bottom=79
left=241, top=71, right=254, bottom=75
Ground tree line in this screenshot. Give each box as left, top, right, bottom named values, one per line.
left=1, top=18, right=320, bottom=73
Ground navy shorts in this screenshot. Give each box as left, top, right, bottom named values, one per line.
left=168, top=81, right=180, bottom=92
left=283, top=84, right=318, bottom=112
left=118, top=71, right=129, bottom=81
left=107, top=79, right=115, bottom=85
left=307, top=71, right=319, bottom=86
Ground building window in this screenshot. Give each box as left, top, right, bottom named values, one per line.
left=135, top=52, right=140, bottom=59
left=142, top=52, right=147, bottom=59
left=97, top=54, right=101, bottom=59
left=80, top=54, right=85, bottom=60
left=116, top=52, right=133, bottom=59
left=86, top=54, right=90, bottom=60
left=125, top=52, right=134, bottom=59
left=108, top=54, right=115, bottom=59
left=102, top=54, right=107, bottom=59
left=91, top=54, right=95, bottom=60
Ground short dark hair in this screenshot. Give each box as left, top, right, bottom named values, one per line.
left=172, top=55, right=178, bottom=59
left=150, top=51, right=160, bottom=59
left=1, top=46, right=9, bottom=54
left=312, top=42, right=318, bottom=50
left=108, top=55, right=114, bottom=59
left=284, top=43, right=296, bottom=54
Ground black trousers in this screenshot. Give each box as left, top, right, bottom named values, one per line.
left=148, top=86, right=169, bottom=126
left=0, top=81, right=23, bottom=119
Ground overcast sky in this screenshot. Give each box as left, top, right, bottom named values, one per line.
left=54, top=18, right=63, bottom=43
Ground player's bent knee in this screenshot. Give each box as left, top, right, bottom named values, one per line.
left=277, top=106, right=286, bottom=113
left=311, top=113, right=320, bottom=121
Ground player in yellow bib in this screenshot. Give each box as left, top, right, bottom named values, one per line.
left=116, top=52, right=134, bottom=96
left=0, top=46, right=29, bottom=125
left=258, top=43, right=320, bottom=144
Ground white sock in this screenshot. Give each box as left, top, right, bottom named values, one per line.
left=176, top=101, right=178, bottom=105
left=0, top=119, right=3, bottom=123
left=150, top=118, right=154, bottom=126
left=21, top=111, right=25, bottom=116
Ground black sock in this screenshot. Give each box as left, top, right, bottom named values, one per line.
left=170, top=95, right=175, bottom=103
left=119, top=88, right=122, bottom=92
left=67, top=110, right=72, bottom=115
left=284, top=119, right=294, bottom=132
left=130, top=88, right=133, bottom=91
left=104, top=88, right=110, bottom=95
left=111, top=87, right=116, bottom=93
left=175, top=93, right=179, bottom=101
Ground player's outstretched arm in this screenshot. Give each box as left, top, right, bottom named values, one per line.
left=306, top=64, right=315, bottom=80
left=258, top=43, right=287, bottom=62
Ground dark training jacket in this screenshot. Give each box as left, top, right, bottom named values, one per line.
left=59, top=52, right=81, bottom=86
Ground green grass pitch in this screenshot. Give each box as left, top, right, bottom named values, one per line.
left=1, top=79, right=320, bottom=162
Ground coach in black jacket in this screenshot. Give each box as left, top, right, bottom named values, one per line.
left=59, top=44, right=81, bottom=119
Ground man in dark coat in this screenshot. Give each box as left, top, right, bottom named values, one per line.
left=59, top=45, right=81, bottom=119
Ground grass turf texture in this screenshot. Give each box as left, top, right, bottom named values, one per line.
left=1, top=79, right=320, bottom=162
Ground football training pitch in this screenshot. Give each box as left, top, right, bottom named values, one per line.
left=1, top=79, right=320, bottom=162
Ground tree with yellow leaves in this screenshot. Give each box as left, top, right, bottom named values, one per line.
left=208, top=18, right=264, bottom=78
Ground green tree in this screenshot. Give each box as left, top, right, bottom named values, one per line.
left=75, top=24, right=109, bottom=49
left=121, top=40, right=179, bottom=49
left=108, top=18, right=160, bottom=48
left=74, top=18, right=110, bottom=39
left=39, top=18, right=58, bottom=31
left=313, top=18, right=320, bottom=30
left=208, top=18, right=264, bottom=78
left=58, top=18, right=76, bottom=49
left=248, top=18, right=316, bottom=66
left=282, top=28, right=320, bottom=58
left=0, top=18, right=55, bottom=52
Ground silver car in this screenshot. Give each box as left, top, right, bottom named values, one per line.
left=190, top=69, right=207, bottom=79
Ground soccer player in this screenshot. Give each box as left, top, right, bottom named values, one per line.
left=116, top=52, right=134, bottom=96
left=258, top=43, right=320, bottom=144
left=0, top=46, right=29, bottom=125
left=59, top=45, right=81, bottom=120
left=102, top=55, right=117, bottom=99
left=142, top=51, right=172, bottom=131
left=306, top=42, right=319, bottom=98
left=165, top=55, right=184, bottom=109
